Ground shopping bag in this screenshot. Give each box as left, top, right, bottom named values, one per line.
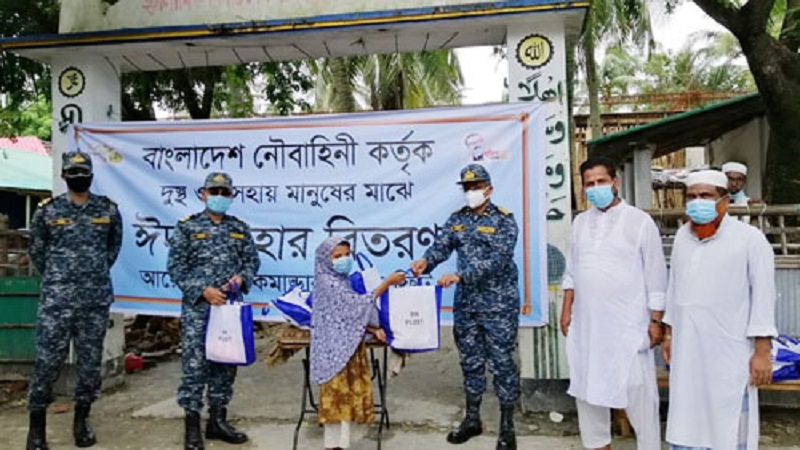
left=205, top=284, right=256, bottom=366
left=350, top=252, right=383, bottom=295
left=272, top=284, right=313, bottom=329
left=378, top=278, right=442, bottom=353
left=773, top=335, right=800, bottom=363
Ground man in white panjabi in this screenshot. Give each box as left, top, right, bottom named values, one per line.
left=561, top=156, right=667, bottom=450
left=722, top=162, right=751, bottom=206
left=662, top=169, right=776, bottom=450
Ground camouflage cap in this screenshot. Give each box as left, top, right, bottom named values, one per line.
left=457, top=164, right=491, bottom=184
left=61, top=151, right=92, bottom=173
left=203, top=172, right=233, bottom=190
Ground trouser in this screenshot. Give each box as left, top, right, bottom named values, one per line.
left=324, top=421, right=351, bottom=448
left=453, top=310, right=519, bottom=405
left=575, top=350, right=660, bottom=449
left=177, top=309, right=237, bottom=412
left=28, top=300, right=111, bottom=410
left=669, top=390, right=750, bottom=450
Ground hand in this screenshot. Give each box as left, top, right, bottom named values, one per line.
left=437, top=273, right=460, bottom=288
left=661, top=337, right=671, bottom=365
left=222, top=275, right=243, bottom=291
left=648, top=323, right=664, bottom=348
left=410, top=259, right=428, bottom=277
left=386, top=271, right=406, bottom=286
left=560, top=308, right=571, bottom=337
left=203, top=286, right=227, bottom=306
left=369, top=327, right=387, bottom=343
left=750, top=351, right=773, bottom=386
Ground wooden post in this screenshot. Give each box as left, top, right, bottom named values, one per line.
left=0, top=214, right=8, bottom=277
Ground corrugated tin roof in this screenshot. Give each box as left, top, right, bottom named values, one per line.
left=0, top=136, right=49, bottom=155
left=0, top=148, right=52, bottom=192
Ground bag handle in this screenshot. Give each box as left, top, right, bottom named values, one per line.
left=400, top=268, right=423, bottom=286
left=226, top=280, right=242, bottom=304
left=354, top=252, right=374, bottom=271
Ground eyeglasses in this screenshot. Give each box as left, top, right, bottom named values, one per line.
left=207, top=187, right=233, bottom=197
left=64, top=168, right=91, bottom=177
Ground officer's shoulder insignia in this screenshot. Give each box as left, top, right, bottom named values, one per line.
left=37, top=198, right=53, bottom=208
left=477, top=226, right=497, bottom=234
left=451, top=224, right=467, bottom=232
left=497, top=206, right=512, bottom=215
left=191, top=232, right=208, bottom=240
left=230, top=232, right=246, bottom=240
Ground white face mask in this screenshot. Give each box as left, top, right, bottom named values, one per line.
left=465, top=188, right=488, bottom=209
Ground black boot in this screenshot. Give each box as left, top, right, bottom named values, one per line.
left=446, top=396, right=483, bottom=444
left=73, top=403, right=97, bottom=447
left=26, top=409, right=48, bottom=450
left=496, top=404, right=517, bottom=450
left=184, top=410, right=204, bottom=450
left=205, top=406, right=248, bottom=444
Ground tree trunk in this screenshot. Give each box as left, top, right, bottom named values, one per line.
left=584, top=14, right=603, bottom=139
left=741, top=36, right=800, bottom=203
left=330, top=57, right=356, bottom=113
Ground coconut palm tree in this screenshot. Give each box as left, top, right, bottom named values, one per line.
left=312, top=49, right=463, bottom=113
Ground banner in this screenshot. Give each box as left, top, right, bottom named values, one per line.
left=70, top=103, right=549, bottom=326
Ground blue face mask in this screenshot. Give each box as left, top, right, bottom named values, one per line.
left=730, top=190, right=745, bottom=202
left=332, top=255, right=353, bottom=274
left=206, top=195, right=232, bottom=214
left=686, top=198, right=721, bottom=224
left=586, top=184, right=615, bottom=209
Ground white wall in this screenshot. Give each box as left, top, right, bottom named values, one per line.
left=708, top=117, right=769, bottom=198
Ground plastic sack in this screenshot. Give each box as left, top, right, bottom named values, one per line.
left=272, top=284, right=313, bottom=329
left=205, top=285, right=256, bottom=366
left=350, top=252, right=382, bottom=295
left=378, top=278, right=442, bottom=353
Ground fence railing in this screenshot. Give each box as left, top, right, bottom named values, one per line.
left=644, top=205, right=800, bottom=268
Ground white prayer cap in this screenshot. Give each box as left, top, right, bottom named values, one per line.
left=722, top=162, right=748, bottom=175
left=685, top=170, right=729, bottom=189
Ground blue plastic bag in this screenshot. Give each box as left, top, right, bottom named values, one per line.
left=272, top=284, right=313, bottom=329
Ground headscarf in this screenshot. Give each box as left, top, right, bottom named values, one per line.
left=309, top=237, right=377, bottom=385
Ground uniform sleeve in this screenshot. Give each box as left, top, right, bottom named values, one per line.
left=561, top=219, right=578, bottom=291
left=746, top=230, right=778, bottom=337
left=422, top=213, right=458, bottom=273
left=167, top=221, right=207, bottom=305
left=458, top=212, right=518, bottom=285
left=238, top=222, right=261, bottom=294
left=107, top=202, right=123, bottom=267
left=28, top=205, right=49, bottom=275
left=641, top=217, right=667, bottom=311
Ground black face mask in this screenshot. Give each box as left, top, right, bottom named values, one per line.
left=65, top=175, right=92, bottom=193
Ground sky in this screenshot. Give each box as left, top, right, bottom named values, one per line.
left=457, top=2, right=725, bottom=105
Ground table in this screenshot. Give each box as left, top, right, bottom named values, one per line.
left=278, top=336, right=390, bottom=450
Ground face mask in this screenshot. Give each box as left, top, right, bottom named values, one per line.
left=206, top=195, right=232, bottom=214
left=686, top=198, right=722, bottom=224
left=465, top=188, right=488, bottom=209
left=730, top=190, right=745, bottom=202
left=65, top=175, right=92, bottom=193
left=585, top=184, right=615, bottom=209
left=332, top=255, right=353, bottom=274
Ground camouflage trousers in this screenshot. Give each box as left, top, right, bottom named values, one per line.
left=453, top=310, right=520, bottom=405
left=28, top=299, right=111, bottom=410
left=177, top=308, right=237, bottom=412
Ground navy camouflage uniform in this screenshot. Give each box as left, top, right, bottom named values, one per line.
left=422, top=166, right=521, bottom=406
left=27, top=152, right=123, bottom=410
left=167, top=173, right=260, bottom=413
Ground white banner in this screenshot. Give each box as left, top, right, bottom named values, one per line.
left=70, top=103, right=549, bottom=326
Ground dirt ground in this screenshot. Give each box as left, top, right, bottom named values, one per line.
left=1, top=328, right=799, bottom=449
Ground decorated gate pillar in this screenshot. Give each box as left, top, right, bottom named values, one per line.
left=51, top=55, right=121, bottom=195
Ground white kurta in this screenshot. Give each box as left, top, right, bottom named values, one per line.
left=664, top=215, right=777, bottom=450
left=563, top=201, right=667, bottom=408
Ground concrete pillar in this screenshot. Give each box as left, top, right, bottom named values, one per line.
left=49, top=54, right=125, bottom=394
left=507, top=19, right=574, bottom=411
left=633, top=146, right=653, bottom=209
left=622, top=161, right=635, bottom=202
